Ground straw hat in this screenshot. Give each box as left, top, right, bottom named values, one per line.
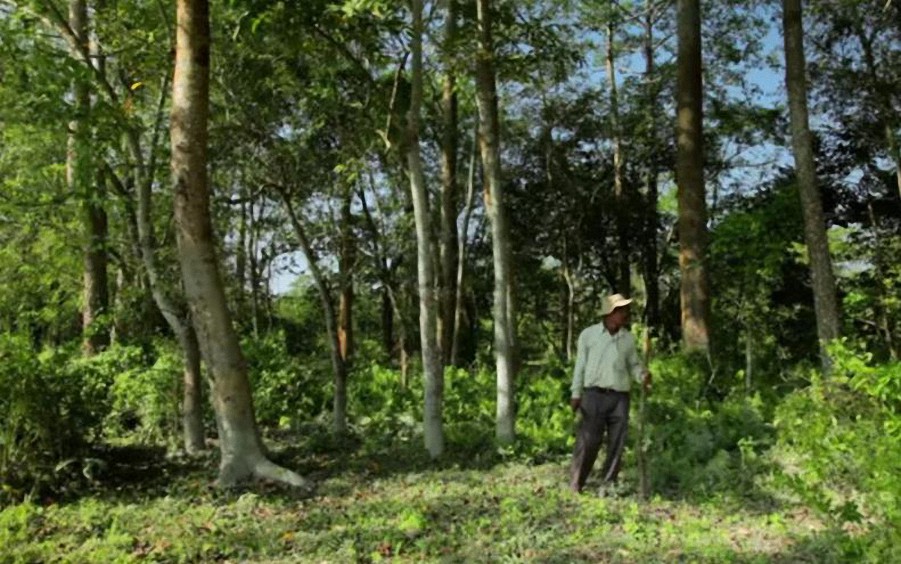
left=601, top=293, right=633, bottom=316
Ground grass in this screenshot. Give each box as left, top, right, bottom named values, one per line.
left=0, top=431, right=852, bottom=564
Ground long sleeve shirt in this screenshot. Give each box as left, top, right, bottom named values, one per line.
left=570, top=323, right=645, bottom=398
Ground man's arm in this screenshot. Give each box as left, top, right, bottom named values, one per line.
left=570, top=330, right=588, bottom=410
left=627, top=333, right=651, bottom=388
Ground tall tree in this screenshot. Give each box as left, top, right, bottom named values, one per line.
left=170, top=0, right=309, bottom=487
left=475, top=0, right=518, bottom=445
left=278, top=188, right=350, bottom=436
left=407, top=0, right=443, bottom=458
left=439, top=0, right=460, bottom=366
left=640, top=0, right=662, bottom=330
left=782, top=0, right=840, bottom=365
left=676, top=0, right=711, bottom=352
left=68, top=0, right=109, bottom=355
left=605, top=8, right=629, bottom=296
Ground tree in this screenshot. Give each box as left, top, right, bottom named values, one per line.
left=406, top=0, right=443, bottom=458
left=605, top=6, right=630, bottom=296
left=170, top=0, right=309, bottom=487
left=782, top=0, right=840, bottom=367
left=676, top=0, right=711, bottom=352
left=66, top=0, right=109, bottom=355
left=439, top=0, right=460, bottom=367
left=475, top=0, right=518, bottom=445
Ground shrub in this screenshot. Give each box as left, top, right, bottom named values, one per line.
left=103, top=342, right=183, bottom=444
left=244, top=332, right=330, bottom=429
left=772, top=341, right=901, bottom=559
left=642, top=352, right=772, bottom=497
left=0, top=335, right=117, bottom=500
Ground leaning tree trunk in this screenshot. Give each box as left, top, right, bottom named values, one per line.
left=407, top=0, right=444, bottom=458
left=782, top=0, right=840, bottom=369
left=476, top=0, right=517, bottom=445
left=278, top=190, right=348, bottom=436
left=676, top=0, right=711, bottom=352
left=171, top=0, right=309, bottom=488
left=69, top=0, right=109, bottom=355
left=439, top=0, right=460, bottom=367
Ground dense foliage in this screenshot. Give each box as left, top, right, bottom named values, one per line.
left=1, top=0, right=899, bottom=560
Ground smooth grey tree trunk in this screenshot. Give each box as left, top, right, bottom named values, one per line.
left=476, top=0, right=517, bottom=445
left=676, top=0, right=711, bottom=352
left=407, top=0, right=444, bottom=458
left=171, top=0, right=310, bottom=488
left=782, top=0, right=840, bottom=368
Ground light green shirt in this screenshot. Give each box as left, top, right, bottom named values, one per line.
left=570, top=323, right=644, bottom=398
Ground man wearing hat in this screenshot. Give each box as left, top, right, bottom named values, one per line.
left=569, top=293, right=651, bottom=495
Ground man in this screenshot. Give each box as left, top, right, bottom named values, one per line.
left=569, top=293, right=651, bottom=495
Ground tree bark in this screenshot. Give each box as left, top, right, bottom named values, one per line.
left=171, top=0, right=309, bottom=488
left=407, top=0, right=444, bottom=458
left=439, top=0, right=460, bottom=367
left=476, top=0, right=517, bottom=445
left=676, top=0, right=711, bottom=352
left=338, top=188, right=355, bottom=362
left=782, top=0, right=841, bottom=368
left=69, top=0, right=109, bottom=355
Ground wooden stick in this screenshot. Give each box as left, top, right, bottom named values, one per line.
left=637, top=331, right=651, bottom=500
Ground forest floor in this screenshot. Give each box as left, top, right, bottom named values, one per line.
left=1, top=437, right=846, bottom=563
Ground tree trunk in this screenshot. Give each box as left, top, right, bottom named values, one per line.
left=782, top=0, right=840, bottom=368
left=236, top=195, right=248, bottom=314
left=408, top=0, right=444, bottom=458
left=111, top=67, right=207, bottom=454
left=439, top=0, right=460, bottom=367
left=676, top=0, right=711, bottom=352
left=562, top=238, right=577, bottom=361
left=856, top=28, right=901, bottom=201
left=69, top=0, right=108, bottom=355
left=641, top=0, right=661, bottom=329
left=176, top=324, right=205, bottom=451
left=278, top=191, right=348, bottom=436
left=606, top=16, right=629, bottom=296
left=338, top=188, right=355, bottom=362
left=247, top=200, right=262, bottom=337
left=451, top=128, right=478, bottom=367
left=475, top=0, right=517, bottom=445
left=866, top=202, right=897, bottom=360
left=171, top=0, right=309, bottom=488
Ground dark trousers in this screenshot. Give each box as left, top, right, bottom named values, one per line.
left=570, top=388, right=630, bottom=492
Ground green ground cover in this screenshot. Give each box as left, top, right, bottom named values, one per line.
left=0, top=440, right=846, bottom=563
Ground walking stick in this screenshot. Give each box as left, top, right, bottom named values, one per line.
left=637, top=331, right=651, bottom=500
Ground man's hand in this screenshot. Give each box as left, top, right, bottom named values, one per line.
left=642, top=371, right=652, bottom=392
left=570, top=397, right=581, bottom=412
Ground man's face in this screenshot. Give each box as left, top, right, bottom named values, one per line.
left=609, top=306, right=630, bottom=329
